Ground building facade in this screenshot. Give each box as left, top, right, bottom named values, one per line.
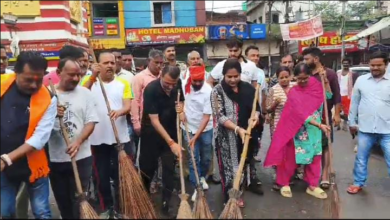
left=1, top=0, right=89, bottom=71
left=88, top=0, right=126, bottom=50
left=123, top=0, right=206, bottom=61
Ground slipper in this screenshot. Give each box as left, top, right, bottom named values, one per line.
left=280, top=186, right=292, bottom=198
left=320, top=180, right=330, bottom=189
left=347, top=185, right=362, bottom=194
left=306, top=187, right=327, bottom=199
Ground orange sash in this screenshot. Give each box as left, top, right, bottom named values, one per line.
left=1, top=73, right=51, bottom=183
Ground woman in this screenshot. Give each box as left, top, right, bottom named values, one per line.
left=266, top=66, right=294, bottom=138
left=211, top=58, right=260, bottom=207
left=264, top=63, right=332, bottom=199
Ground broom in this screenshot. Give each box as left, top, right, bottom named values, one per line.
left=176, top=90, right=194, bottom=219
left=219, top=84, right=260, bottom=220
left=183, top=122, right=213, bottom=219
left=88, top=42, right=157, bottom=219
left=319, top=72, right=341, bottom=219
left=48, top=80, right=99, bottom=219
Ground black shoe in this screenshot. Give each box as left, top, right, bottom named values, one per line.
left=248, top=178, right=264, bottom=195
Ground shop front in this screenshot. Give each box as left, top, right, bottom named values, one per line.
left=298, top=31, right=368, bottom=70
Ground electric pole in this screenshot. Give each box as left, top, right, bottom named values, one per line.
left=284, top=0, right=290, bottom=54
left=267, top=0, right=273, bottom=77
left=340, top=0, right=347, bottom=59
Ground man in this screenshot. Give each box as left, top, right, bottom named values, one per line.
left=131, top=49, right=164, bottom=193
left=163, top=45, right=187, bottom=77
left=302, top=47, right=341, bottom=189
left=180, top=65, right=213, bottom=202
left=43, top=45, right=85, bottom=86
left=82, top=52, right=132, bottom=219
left=337, top=58, right=358, bottom=131
left=112, top=49, right=134, bottom=83
left=181, top=50, right=201, bottom=82
left=1, top=51, right=57, bottom=219
left=1, top=44, right=13, bottom=74
left=122, top=50, right=136, bottom=75
left=207, top=38, right=258, bottom=87
left=269, top=54, right=295, bottom=88
left=111, top=49, right=135, bottom=158
left=139, top=65, right=183, bottom=217
left=48, top=58, right=99, bottom=219
left=347, top=51, right=390, bottom=194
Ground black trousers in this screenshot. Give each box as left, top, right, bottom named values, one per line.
left=91, top=143, right=131, bottom=212
left=139, top=127, right=176, bottom=205
left=49, top=156, right=93, bottom=219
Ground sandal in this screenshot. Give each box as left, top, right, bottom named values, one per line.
left=280, top=186, right=292, bottom=198
left=306, top=187, right=327, bottom=199
left=347, top=185, right=362, bottom=194
left=320, top=180, right=330, bottom=189
left=237, top=198, right=245, bottom=208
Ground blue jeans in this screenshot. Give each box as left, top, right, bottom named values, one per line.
left=353, top=132, right=390, bottom=186
left=183, top=129, right=213, bottom=187
left=1, top=173, right=51, bottom=219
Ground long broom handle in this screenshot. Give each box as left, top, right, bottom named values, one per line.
left=177, top=90, right=186, bottom=194
left=48, top=80, right=84, bottom=195
left=320, top=74, right=335, bottom=174
left=233, top=84, right=260, bottom=190
left=88, top=41, right=121, bottom=145
left=184, top=121, right=201, bottom=187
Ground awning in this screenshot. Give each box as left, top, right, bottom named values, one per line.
left=344, top=16, right=390, bottom=42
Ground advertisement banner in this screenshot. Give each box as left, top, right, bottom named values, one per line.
left=208, top=24, right=249, bottom=40
left=1, top=1, right=40, bottom=17
left=280, top=16, right=324, bottom=41
left=249, top=24, right=267, bottom=39
left=298, top=31, right=366, bottom=53
left=126, top=27, right=205, bottom=45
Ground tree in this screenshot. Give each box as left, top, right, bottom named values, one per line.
left=346, top=1, right=379, bottom=20
left=313, top=1, right=342, bottom=22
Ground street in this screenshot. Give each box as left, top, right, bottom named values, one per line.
left=30, top=125, right=389, bottom=219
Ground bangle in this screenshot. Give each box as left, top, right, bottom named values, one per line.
left=1, top=154, right=12, bottom=167
left=234, top=126, right=240, bottom=135
left=168, top=139, right=175, bottom=147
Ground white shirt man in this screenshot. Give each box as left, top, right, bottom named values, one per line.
left=210, top=59, right=258, bottom=85
left=180, top=65, right=213, bottom=201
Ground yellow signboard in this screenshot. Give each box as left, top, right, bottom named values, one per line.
left=69, top=1, right=82, bottom=24
left=1, top=0, right=41, bottom=17
left=90, top=39, right=126, bottom=50
left=107, top=29, right=118, bottom=35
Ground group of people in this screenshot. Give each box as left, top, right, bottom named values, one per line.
left=0, top=36, right=389, bottom=220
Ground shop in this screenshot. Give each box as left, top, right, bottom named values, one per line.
left=297, top=31, right=368, bottom=70
left=125, top=27, right=206, bottom=62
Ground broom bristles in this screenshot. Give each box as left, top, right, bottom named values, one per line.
left=219, top=189, right=243, bottom=219
left=177, top=194, right=194, bottom=219
left=118, top=149, right=157, bottom=219
left=80, top=200, right=99, bottom=219
left=193, top=188, right=213, bottom=219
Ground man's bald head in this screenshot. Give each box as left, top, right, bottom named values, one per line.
left=187, top=50, right=201, bottom=66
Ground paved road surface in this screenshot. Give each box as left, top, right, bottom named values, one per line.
left=28, top=125, right=389, bottom=219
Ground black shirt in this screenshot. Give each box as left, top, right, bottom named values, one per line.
left=142, top=78, right=184, bottom=141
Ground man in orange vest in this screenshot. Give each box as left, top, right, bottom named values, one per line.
left=1, top=51, right=57, bottom=219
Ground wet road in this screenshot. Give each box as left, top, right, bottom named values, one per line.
left=30, top=125, right=389, bottom=219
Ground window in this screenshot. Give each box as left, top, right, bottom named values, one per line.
left=92, top=3, right=119, bottom=17
left=152, top=1, right=174, bottom=26
left=253, top=19, right=257, bottom=23
left=259, top=16, right=263, bottom=23
left=272, top=14, right=279, bottom=23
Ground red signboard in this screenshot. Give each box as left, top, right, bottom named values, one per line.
left=4, top=42, right=66, bottom=53
left=94, top=24, right=104, bottom=29
left=107, top=24, right=118, bottom=29
left=126, top=27, right=206, bottom=45
left=298, top=31, right=367, bottom=53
